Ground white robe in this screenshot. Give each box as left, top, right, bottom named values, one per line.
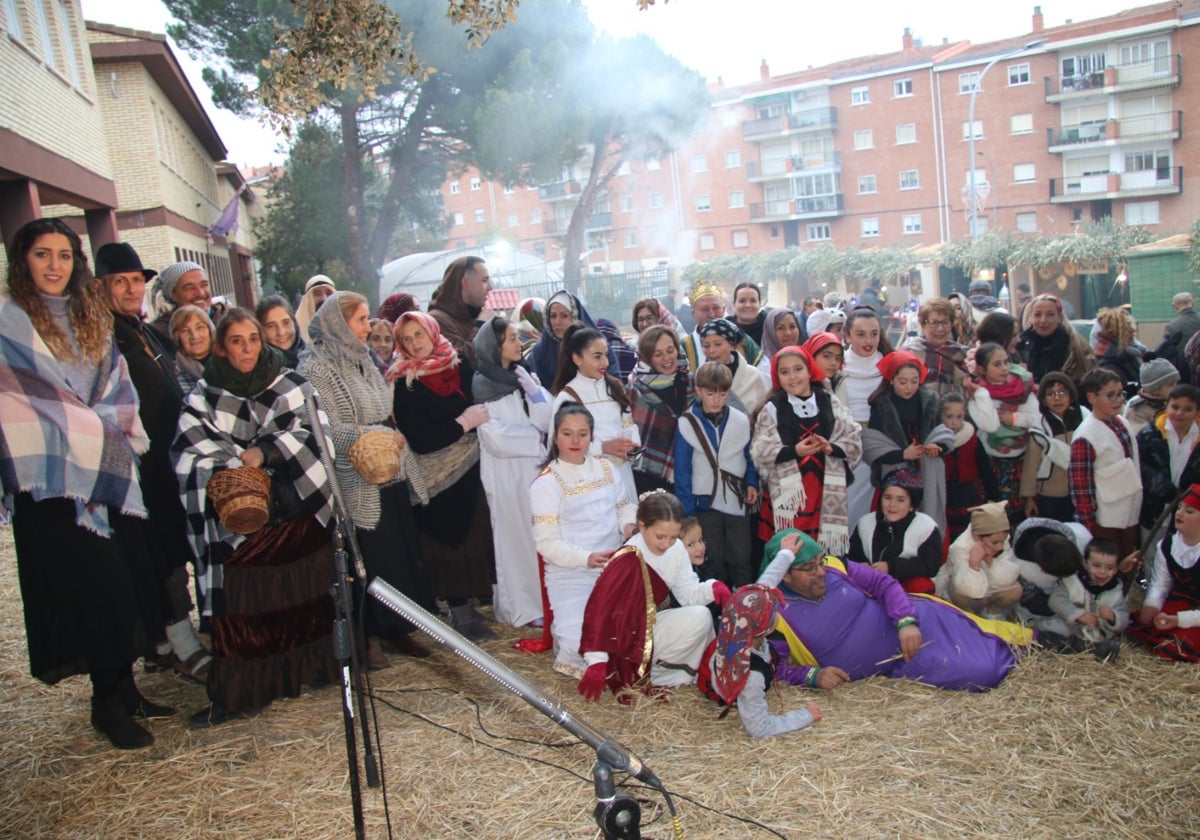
left=530, top=456, right=635, bottom=674
left=582, top=532, right=717, bottom=687
left=478, top=387, right=553, bottom=627
left=552, top=373, right=640, bottom=503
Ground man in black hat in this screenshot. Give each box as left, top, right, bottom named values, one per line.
left=94, top=242, right=211, bottom=682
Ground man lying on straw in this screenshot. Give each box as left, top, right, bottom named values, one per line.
left=758, top=529, right=1033, bottom=691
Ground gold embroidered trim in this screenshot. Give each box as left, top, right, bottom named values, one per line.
left=553, top=459, right=615, bottom=496
left=531, top=514, right=560, bottom=524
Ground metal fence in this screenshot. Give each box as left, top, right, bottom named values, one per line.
left=494, top=268, right=673, bottom=327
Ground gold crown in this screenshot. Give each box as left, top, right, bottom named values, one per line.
left=690, top=282, right=723, bottom=307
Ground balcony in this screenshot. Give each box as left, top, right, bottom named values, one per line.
left=1049, top=166, right=1182, bottom=203
left=538, top=180, right=581, bottom=202
left=749, top=193, right=844, bottom=222
left=586, top=212, right=612, bottom=231
left=745, top=151, right=841, bottom=182
left=742, top=106, right=837, bottom=140
left=1047, top=110, right=1181, bottom=152
left=543, top=218, right=562, bottom=235
left=1044, top=54, right=1182, bottom=101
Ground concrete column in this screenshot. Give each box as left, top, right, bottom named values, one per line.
left=0, top=180, right=41, bottom=261
left=84, top=207, right=119, bottom=256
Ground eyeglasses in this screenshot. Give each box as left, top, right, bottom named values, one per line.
left=1044, top=389, right=1070, bottom=398
left=1097, top=390, right=1126, bottom=401
left=790, top=561, right=823, bottom=575
left=635, top=315, right=657, bottom=326
left=924, top=319, right=952, bottom=328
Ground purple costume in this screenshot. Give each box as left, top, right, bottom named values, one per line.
left=770, top=560, right=1018, bottom=691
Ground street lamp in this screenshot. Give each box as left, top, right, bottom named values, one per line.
left=968, top=40, right=1043, bottom=238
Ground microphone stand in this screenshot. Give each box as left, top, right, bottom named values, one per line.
left=305, top=394, right=379, bottom=840
left=369, top=578, right=666, bottom=839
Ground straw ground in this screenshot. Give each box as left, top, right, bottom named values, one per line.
left=1, top=525, right=1198, bottom=838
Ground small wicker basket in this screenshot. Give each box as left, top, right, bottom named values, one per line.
left=206, top=466, right=271, bottom=534
left=347, top=429, right=401, bottom=484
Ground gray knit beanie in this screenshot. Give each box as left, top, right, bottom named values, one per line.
left=1139, top=357, right=1179, bottom=392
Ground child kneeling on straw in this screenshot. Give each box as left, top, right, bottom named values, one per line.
left=699, top=571, right=822, bottom=738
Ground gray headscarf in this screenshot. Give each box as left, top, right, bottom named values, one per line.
left=302, top=292, right=392, bottom=419
left=472, top=316, right=521, bottom=404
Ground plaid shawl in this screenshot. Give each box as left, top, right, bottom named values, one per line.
left=901, top=335, right=968, bottom=397
left=628, top=363, right=693, bottom=482
left=172, top=369, right=334, bottom=604
left=0, top=298, right=148, bottom=536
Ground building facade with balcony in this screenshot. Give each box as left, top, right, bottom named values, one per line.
left=436, top=2, right=1200, bottom=285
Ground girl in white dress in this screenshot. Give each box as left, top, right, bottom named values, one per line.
left=837, top=307, right=895, bottom=524
left=530, top=404, right=636, bottom=677
left=550, top=324, right=641, bottom=503
left=473, top=317, right=553, bottom=628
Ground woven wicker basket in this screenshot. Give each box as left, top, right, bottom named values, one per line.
left=207, top=466, right=271, bottom=534
left=347, top=429, right=401, bottom=484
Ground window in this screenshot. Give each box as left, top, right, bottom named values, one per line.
left=55, top=1, right=81, bottom=87
left=894, top=78, right=913, bottom=97
left=533, top=241, right=546, bottom=256
left=1126, top=201, right=1160, bottom=224
left=1125, top=149, right=1171, bottom=180
left=969, top=215, right=988, bottom=236
left=530, top=209, right=542, bottom=224
left=860, top=218, right=880, bottom=238
left=1015, top=212, right=1038, bottom=232
left=699, top=233, right=716, bottom=251
left=1061, top=52, right=1106, bottom=82
left=959, top=72, right=979, bottom=94
left=649, top=191, right=664, bottom=209
left=728, top=190, right=745, bottom=209
left=506, top=211, right=519, bottom=228
left=902, top=214, right=923, bottom=234
left=473, top=209, right=485, bottom=222
left=32, top=0, right=55, bottom=67
left=732, top=230, right=750, bottom=248
left=502, top=185, right=514, bottom=195
left=1011, top=113, right=1033, bottom=134
left=452, top=212, right=464, bottom=226
left=1008, top=63, right=1030, bottom=86
left=695, top=194, right=711, bottom=212
left=1013, top=163, right=1036, bottom=183
left=857, top=174, right=877, bottom=195
left=470, top=176, right=481, bottom=191
left=899, top=169, right=919, bottom=190
left=646, top=156, right=661, bottom=171
left=617, top=161, right=630, bottom=176
left=619, top=196, right=634, bottom=213
left=896, top=123, right=916, bottom=144
left=624, top=231, right=638, bottom=248
left=962, top=120, right=983, bottom=140
left=807, top=223, right=831, bottom=241
left=1120, top=39, right=1171, bottom=72
left=3, top=0, right=24, bottom=38
left=724, top=150, right=741, bottom=168
left=854, top=129, right=874, bottom=150
left=692, top=155, right=708, bottom=173
left=851, top=86, right=870, bottom=105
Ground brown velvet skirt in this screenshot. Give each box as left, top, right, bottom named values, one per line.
left=206, top=515, right=337, bottom=714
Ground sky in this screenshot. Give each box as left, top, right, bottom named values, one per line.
left=80, top=0, right=1157, bottom=167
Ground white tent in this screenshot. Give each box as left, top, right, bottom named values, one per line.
left=377, top=245, right=556, bottom=307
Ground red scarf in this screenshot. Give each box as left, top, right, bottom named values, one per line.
left=387, top=311, right=463, bottom=397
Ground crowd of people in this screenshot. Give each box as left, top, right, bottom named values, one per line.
left=3, top=216, right=1199, bottom=749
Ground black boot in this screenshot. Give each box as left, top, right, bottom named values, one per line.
left=1036, top=631, right=1089, bottom=654
left=91, top=694, right=154, bottom=749
left=117, top=676, right=176, bottom=719
left=1092, top=639, right=1121, bottom=663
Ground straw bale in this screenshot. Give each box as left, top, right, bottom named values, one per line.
left=1, top=525, right=1199, bottom=838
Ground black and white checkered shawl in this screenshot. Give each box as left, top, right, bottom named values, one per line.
left=171, top=369, right=333, bottom=606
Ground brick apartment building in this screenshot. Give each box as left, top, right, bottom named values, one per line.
left=0, top=2, right=259, bottom=305
left=438, top=2, right=1200, bottom=298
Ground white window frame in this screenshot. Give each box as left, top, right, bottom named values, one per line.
left=623, top=231, right=638, bottom=248
left=899, top=169, right=919, bottom=190
left=853, top=129, right=874, bottom=150
left=452, top=212, right=464, bottom=226
left=55, top=1, right=81, bottom=87
left=649, top=192, right=664, bottom=209
left=32, top=0, right=55, bottom=67
left=1008, top=62, right=1031, bottom=86
left=1015, top=212, right=1038, bottom=232
left=530, top=209, right=542, bottom=224
left=861, top=218, right=880, bottom=238
left=1013, top=163, right=1036, bottom=183
left=807, top=223, right=831, bottom=241
left=619, top=195, right=635, bottom=213
left=506, top=211, right=519, bottom=228
left=896, top=123, right=916, bottom=144
left=3, top=0, right=24, bottom=38
left=893, top=78, right=913, bottom=98
left=646, top=157, right=661, bottom=171
left=962, top=120, right=983, bottom=141
left=473, top=208, right=485, bottom=222
left=902, top=214, right=923, bottom=234
left=1010, top=113, right=1034, bottom=135
left=851, top=85, right=870, bottom=105
left=959, top=72, right=979, bottom=94
left=1125, top=201, right=1160, bottom=225
left=470, top=176, right=481, bottom=191
left=732, top=230, right=750, bottom=248
left=728, top=190, right=745, bottom=209
left=724, top=149, right=741, bottom=168
left=698, top=233, right=716, bottom=251
left=692, top=155, right=708, bottom=173
left=857, top=174, right=877, bottom=195
left=695, top=194, right=712, bottom=212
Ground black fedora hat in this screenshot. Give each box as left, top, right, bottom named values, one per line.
left=94, top=242, right=157, bottom=280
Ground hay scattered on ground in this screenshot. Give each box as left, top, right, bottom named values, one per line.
left=1, top=524, right=1198, bottom=838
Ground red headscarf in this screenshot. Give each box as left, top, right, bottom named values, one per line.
left=388, top=311, right=462, bottom=397
left=770, top=345, right=825, bottom=390
left=713, top=584, right=783, bottom=706
left=876, top=350, right=928, bottom=384
left=803, top=332, right=843, bottom=364
left=1181, top=484, right=1200, bottom=512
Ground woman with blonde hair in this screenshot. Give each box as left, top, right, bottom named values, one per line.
left=1091, top=306, right=1144, bottom=398
left=170, top=303, right=216, bottom=392
left=1018, top=293, right=1095, bottom=385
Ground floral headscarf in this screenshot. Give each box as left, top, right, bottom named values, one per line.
left=712, top=584, right=783, bottom=706
left=388, top=311, right=461, bottom=397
